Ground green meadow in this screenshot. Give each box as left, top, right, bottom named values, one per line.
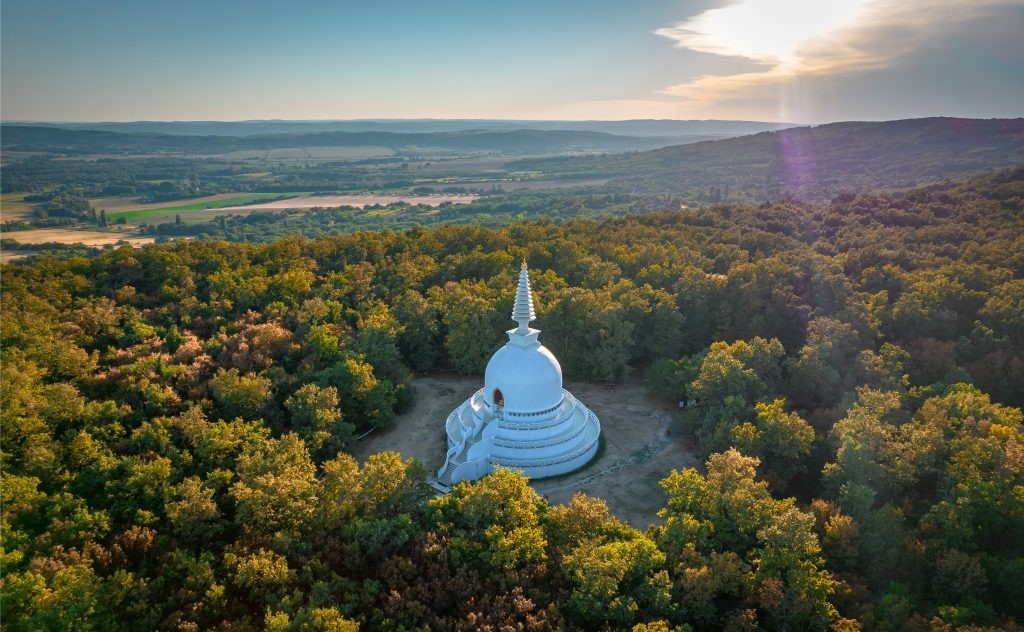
left=106, top=192, right=309, bottom=222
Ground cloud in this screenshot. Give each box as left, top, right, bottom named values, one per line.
left=655, top=0, right=871, bottom=67
left=652, top=0, right=1021, bottom=117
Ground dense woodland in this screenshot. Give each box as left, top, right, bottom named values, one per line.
left=3, top=119, right=1021, bottom=231
left=512, top=118, right=1024, bottom=202
left=133, top=192, right=667, bottom=242
left=4, top=119, right=788, bottom=138
left=3, top=166, right=1024, bottom=630
left=0, top=126, right=675, bottom=159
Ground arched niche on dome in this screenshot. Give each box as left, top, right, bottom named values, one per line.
left=492, top=388, right=504, bottom=407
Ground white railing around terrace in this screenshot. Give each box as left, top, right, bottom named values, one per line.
left=504, top=399, right=563, bottom=419
left=497, top=390, right=579, bottom=431
left=445, top=399, right=471, bottom=435
left=468, top=388, right=565, bottom=420
left=470, top=389, right=486, bottom=410
left=492, top=411, right=587, bottom=450
left=438, top=398, right=474, bottom=479
left=490, top=411, right=600, bottom=470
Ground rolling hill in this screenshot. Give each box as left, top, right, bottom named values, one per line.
left=0, top=125, right=687, bottom=156
left=1, top=118, right=793, bottom=138
left=510, top=117, right=1024, bottom=201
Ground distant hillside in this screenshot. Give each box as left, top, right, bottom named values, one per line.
left=0, top=125, right=689, bottom=156
left=510, top=117, right=1024, bottom=202
left=2, top=118, right=793, bottom=138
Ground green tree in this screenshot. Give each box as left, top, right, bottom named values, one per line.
left=429, top=468, right=548, bottom=584
left=687, top=337, right=785, bottom=454
left=787, top=316, right=863, bottom=409
left=613, top=281, right=685, bottom=362
left=285, top=383, right=352, bottom=456
left=822, top=388, right=903, bottom=522
left=655, top=450, right=839, bottom=630
left=166, top=476, right=224, bottom=543
left=231, top=433, right=317, bottom=550
left=318, top=353, right=399, bottom=430
left=731, top=399, right=814, bottom=493
left=393, top=289, right=441, bottom=371
left=429, top=281, right=503, bottom=374
left=563, top=536, right=670, bottom=628
left=542, top=286, right=634, bottom=381
left=209, top=368, right=274, bottom=421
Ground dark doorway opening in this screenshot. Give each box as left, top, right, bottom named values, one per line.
left=492, top=388, right=504, bottom=407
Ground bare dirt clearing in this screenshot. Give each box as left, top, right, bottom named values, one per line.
left=215, top=193, right=479, bottom=211
left=352, top=374, right=695, bottom=529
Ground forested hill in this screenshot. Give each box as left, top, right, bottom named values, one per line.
left=3, top=167, right=1023, bottom=630
left=0, top=125, right=680, bottom=155
left=3, top=118, right=794, bottom=137
left=511, top=117, right=1024, bottom=201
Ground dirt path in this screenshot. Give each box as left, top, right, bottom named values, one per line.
left=351, top=374, right=697, bottom=530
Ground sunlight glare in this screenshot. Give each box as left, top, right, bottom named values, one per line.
left=660, top=0, right=872, bottom=66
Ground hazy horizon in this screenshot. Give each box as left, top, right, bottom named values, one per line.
left=8, top=117, right=800, bottom=124
left=3, top=1, right=1022, bottom=124
left=7, top=115, right=1023, bottom=128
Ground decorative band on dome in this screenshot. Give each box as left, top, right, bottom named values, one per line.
left=504, top=397, right=564, bottom=418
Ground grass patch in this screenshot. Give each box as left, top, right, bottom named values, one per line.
left=363, top=208, right=398, bottom=217
left=1, top=193, right=34, bottom=220
left=107, top=192, right=309, bottom=221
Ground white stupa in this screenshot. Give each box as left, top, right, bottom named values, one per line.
left=435, top=263, right=601, bottom=489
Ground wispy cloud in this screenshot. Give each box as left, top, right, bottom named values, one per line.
left=650, top=0, right=1019, bottom=117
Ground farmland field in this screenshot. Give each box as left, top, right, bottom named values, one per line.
left=411, top=156, right=513, bottom=171
left=103, top=192, right=310, bottom=222
left=1, top=227, right=155, bottom=248
left=91, top=193, right=265, bottom=213
left=213, top=193, right=479, bottom=211
left=0, top=193, right=34, bottom=220
left=415, top=177, right=608, bottom=191
left=191, top=146, right=396, bottom=161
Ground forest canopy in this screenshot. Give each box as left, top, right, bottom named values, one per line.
left=2, top=166, right=1023, bottom=630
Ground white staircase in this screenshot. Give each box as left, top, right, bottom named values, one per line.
left=435, top=398, right=487, bottom=489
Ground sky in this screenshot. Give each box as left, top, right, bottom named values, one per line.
left=2, top=0, right=1022, bottom=123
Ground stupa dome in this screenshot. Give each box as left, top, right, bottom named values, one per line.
left=484, top=341, right=563, bottom=413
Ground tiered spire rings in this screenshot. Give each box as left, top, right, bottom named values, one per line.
left=512, top=262, right=536, bottom=334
